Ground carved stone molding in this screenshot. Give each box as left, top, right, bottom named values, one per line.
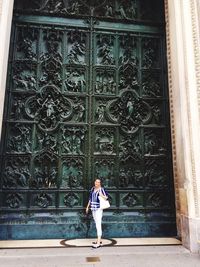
left=190, top=0, right=200, bottom=217
left=164, top=0, right=181, bottom=232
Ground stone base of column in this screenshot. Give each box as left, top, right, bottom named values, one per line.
left=181, top=215, right=200, bottom=252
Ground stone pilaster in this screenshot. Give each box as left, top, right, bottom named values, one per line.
left=166, top=0, right=200, bottom=252
left=0, top=0, right=14, bottom=139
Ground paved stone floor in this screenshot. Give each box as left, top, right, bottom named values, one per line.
left=0, top=245, right=199, bottom=267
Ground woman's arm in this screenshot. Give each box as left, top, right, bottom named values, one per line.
left=86, top=200, right=90, bottom=214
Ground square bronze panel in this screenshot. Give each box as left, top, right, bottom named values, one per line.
left=86, top=257, right=100, bottom=263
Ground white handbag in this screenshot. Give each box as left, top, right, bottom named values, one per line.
left=98, top=195, right=110, bottom=209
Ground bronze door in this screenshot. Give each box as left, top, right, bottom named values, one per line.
left=0, top=0, right=176, bottom=239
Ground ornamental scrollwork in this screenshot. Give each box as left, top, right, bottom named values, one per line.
left=146, top=193, right=167, bottom=208
left=63, top=192, right=80, bottom=207
left=122, top=192, right=140, bottom=207
left=5, top=193, right=24, bottom=209
left=34, top=192, right=53, bottom=208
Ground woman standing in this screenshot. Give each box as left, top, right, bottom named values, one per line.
left=86, top=178, right=108, bottom=248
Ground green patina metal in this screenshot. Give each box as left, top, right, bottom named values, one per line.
left=0, top=0, right=177, bottom=239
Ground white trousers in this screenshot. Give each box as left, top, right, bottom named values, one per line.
left=92, top=208, right=103, bottom=238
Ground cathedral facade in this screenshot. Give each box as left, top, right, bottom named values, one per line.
left=0, top=0, right=200, bottom=252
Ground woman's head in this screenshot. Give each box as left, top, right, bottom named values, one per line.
left=94, top=178, right=101, bottom=188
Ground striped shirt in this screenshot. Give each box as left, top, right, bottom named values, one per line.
left=89, top=187, right=108, bottom=211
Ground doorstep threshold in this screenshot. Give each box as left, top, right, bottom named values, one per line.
left=0, top=237, right=181, bottom=248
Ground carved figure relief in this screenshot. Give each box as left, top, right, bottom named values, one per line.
left=95, top=128, right=115, bottom=155
left=65, top=68, right=86, bottom=92
left=40, top=30, right=63, bottom=86
left=62, top=158, right=83, bottom=188
left=14, top=0, right=164, bottom=24
left=7, top=124, right=32, bottom=153
left=67, top=31, right=86, bottom=64
left=13, top=62, right=37, bottom=91
left=144, top=130, right=166, bottom=156
left=151, top=104, right=162, bottom=125
left=36, top=131, right=58, bottom=154
left=16, top=27, right=38, bottom=61
left=107, top=90, right=151, bottom=133
left=95, top=102, right=106, bottom=123
left=33, top=149, right=58, bottom=188
left=95, top=0, right=137, bottom=20
left=61, top=127, right=86, bottom=155
left=95, top=69, right=116, bottom=95
left=11, top=96, right=25, bottom=120
left=119, top=168, right=143, bottom=188
left=31, top=167, right=57, bottom=188
left=97, top=35, right=115, bottom=65
left=25, top=85, right=73, bottom=131
left=3, top=158, right=31, bottom=189
left=119, top=136, right=142, bottom=163
left=142, top=73, right=161, bottom=98
left=94, top=158, right=114, bottom=182
left=119, top=35, right=138, bottom=91
left=144, top=160, right=168, bottom=187
left=142, top=38, right=160, bottom=69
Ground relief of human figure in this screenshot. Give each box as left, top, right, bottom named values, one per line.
left=96, top=105, right=105, bottom=123
left=68, top=41, right=85, bottom=64
left=105, top=4, right=113, bottom=17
